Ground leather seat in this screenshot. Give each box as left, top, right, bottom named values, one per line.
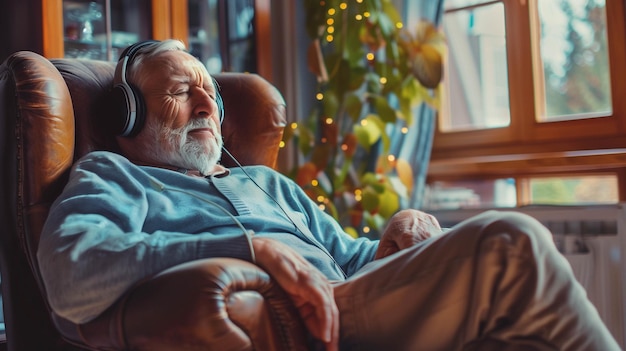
left=0, top=51, right=308, bottom=350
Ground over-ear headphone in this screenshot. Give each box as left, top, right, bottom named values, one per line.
left=112, top=40, right=225, bottom=137
left=112, top=40, right=159, bottom=137
left=212, top=77, right=225, bottom=125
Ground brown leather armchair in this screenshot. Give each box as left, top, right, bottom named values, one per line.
left=0, top=51, right=309, bottom=350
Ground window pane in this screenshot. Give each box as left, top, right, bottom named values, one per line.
left=424, top=178, right=516, bottom=210
left=536, top=0, right=612, bottom=122
left=441, top=2, right=510, bottom=132
left=445, top=0, right=496, bottom=10
left=526, top=175, right=618, bottom=205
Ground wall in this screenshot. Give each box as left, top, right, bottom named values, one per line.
left=0, top=0, right=44, bottom=62
left=268, top=0, right=316, bottom=171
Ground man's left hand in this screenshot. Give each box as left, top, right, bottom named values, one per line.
left=375, top=209, right=442, bottom=260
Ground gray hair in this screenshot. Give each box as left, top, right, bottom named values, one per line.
left=115, top=39, right=188, bottom=90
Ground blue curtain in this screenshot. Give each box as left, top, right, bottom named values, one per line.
left=390, top=0, right=445, bottom=209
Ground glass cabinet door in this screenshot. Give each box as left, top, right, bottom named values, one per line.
left=188, top=0, right=222, bottom=73
left=63, top=0, right=152, bottom=61
left=188, top=0, right=258, bottom=74
left=223, top=0, right=257, bottom=73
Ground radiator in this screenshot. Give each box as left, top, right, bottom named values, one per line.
left=429, top=204, right=626, bottom=348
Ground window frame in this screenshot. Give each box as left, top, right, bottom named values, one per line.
left=429, top=0, right=626, bottom=203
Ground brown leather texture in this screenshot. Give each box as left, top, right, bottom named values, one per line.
left=0, top=51, right=306, bottom=351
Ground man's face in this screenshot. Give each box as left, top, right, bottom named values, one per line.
left=135, top=50, right=223, bottom=174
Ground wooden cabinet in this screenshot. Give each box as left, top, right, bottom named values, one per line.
left=38, top=0, right=271, bottom=79
left=42, top=0, right=187, bottom=60
left=0, top=0, right=271, bottom=78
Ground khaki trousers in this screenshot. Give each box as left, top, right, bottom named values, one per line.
left=333, top=211, right=621, bottom=351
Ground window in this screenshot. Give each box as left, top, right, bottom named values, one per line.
left=427, top=0, right=626, bottom=208
left=425, top=174, right=618, bottom=209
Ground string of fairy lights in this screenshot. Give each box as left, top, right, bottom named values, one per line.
left=281, top=1, right=411, bottom=234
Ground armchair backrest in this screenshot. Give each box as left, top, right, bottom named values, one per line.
left=0, top=51, right=286, bottom=350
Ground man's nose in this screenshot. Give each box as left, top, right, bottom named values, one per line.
left=193, top=89, right=218, bottom=119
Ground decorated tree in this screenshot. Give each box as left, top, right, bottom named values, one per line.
left=283, top=0, right=445, bottom=237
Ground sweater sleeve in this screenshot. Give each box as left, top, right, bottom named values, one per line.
left=281, top=174, right=379, bottom=277
left=36, top=152, right=254, bottom=324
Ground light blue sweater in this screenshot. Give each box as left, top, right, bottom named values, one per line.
left=37, top=151, right=378, bottom=324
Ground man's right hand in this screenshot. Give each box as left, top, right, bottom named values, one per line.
left=251, top=237, right=339, bottom=351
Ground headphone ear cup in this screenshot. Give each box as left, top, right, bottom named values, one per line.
left=111, top=82, right=146, bottom=137
left=129, top=83, right=146, bottom=135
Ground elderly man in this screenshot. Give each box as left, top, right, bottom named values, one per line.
left=37, top=40, right=620, bottom=351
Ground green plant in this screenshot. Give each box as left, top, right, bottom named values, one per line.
left=283, top=0, right=445, bottom=237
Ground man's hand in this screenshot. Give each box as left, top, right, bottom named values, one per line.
left=375, top=209, right=442, bottom=260
left=252, top=237, right=339, bottom=351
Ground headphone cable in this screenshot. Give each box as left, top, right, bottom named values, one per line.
left=221, top=146, right=348, bottom=279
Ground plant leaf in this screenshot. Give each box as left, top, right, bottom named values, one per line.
left=378, top=188, right=399, bottom=218
left=373, top=95, right=397, bottom=123
left=395, top=158, right=414, bottom=194
left=296, top=162, right=318, bottom=187
left=410, top=44, right=443, bottom=89
left=344, top=93, right=363, bottom=121
left=354, top=114, right=382, bottom=148
left=361, top=187, right=380, bottom=212
left=399, top=21, right=446, bottom=89
left=344, top=226, right=359, bottom=239
left=342, top=133, right=358, bottom=158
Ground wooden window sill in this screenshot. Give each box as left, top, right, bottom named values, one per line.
left=428, top=148, right=626, bottom=180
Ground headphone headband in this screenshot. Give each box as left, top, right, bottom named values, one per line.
left=117, top=40, right=159, bottom=84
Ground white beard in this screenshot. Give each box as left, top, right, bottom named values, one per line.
left=145, top=118, right=223, bottom=175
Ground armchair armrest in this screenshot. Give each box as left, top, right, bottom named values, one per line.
left=53, top=258, right=308, bottom=351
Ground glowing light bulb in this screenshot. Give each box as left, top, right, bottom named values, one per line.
left=354, top=189, right=363, bottom=201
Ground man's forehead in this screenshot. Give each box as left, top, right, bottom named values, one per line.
left=148, top=52, right=212, bottom=82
